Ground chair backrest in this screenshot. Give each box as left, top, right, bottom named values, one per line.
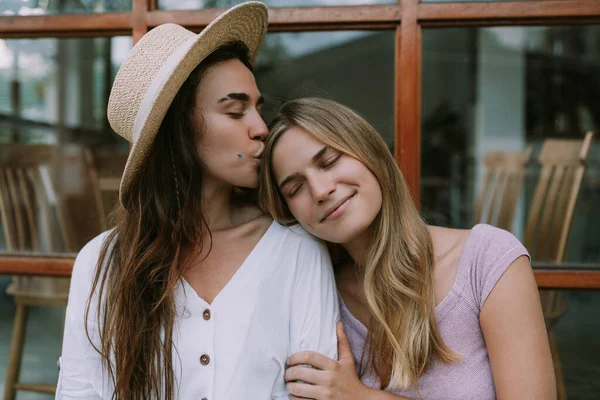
left=472, top=146, right=532, bottom=231
left=0, top=144, right=72, bottom=253
left=524, top=131, right=594, bottom=263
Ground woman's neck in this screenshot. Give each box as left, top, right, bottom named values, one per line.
left=342, top=228, right=372, bottom=269
left=201, top=176, right=259, bottom=231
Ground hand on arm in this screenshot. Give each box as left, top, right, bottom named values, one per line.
left=480, top=255, right=556, bottom=400
left=285, top=322, right=409, bottom=400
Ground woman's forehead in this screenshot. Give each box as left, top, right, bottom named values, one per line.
left=196, top=59, right=259, bottom=102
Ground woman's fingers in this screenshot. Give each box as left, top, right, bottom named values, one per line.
left=287, top=351, right=338, bottom=371
left=285, top=365, right=330, bottom=386
left=336, top=321, right=354, bottom=365
left=286, top=380, right=322, bottom=399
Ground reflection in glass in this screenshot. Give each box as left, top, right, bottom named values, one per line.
left=421, top=0, right=565, bottom=3
left=158, top=0, right=394, bottom=11
left=0, top=37, right=131, bottom=255
left=421, top=26, right=600, bottom=399
left=255, top=30, right=395, bottom=149
left=553, top=290, right=600, bottom=398
left=420, top=26, right=600, bottom=261
left=0, top=0, right=131, bottom=15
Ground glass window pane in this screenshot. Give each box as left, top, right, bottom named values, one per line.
left=256, top=30, right=395, bottom=150
left=420, top=25, right=600, bottom=265
left=0, top=36, right=131, bottom=255
left=552, top=290, right=600, bottom=397
left=422, top=0, right=571, bottom=3
left=159, top=0, right=395, bottom=11
left=0, top=280, right=64, bottom=389
left=0, top=0, right=131, bottom=15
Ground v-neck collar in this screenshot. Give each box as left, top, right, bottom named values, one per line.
left=180, top=220, right=277, bottom=308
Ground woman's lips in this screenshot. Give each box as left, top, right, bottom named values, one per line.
left=322, top=193, right=355, bottom=222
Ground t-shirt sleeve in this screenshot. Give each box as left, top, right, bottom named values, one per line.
left=469, top=225, right=531, bottom=311
left=288, top=237, right=340, bottom=361
left=56, top=232, right=110, bottom=399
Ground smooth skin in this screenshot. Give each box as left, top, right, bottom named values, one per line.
left=183, top=58, right=271, bottom=304
left=274, top=126, right=555, bottom=400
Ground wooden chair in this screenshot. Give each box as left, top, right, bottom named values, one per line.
left=1, top=144, right=72, bottom=400
left=523, top=131, right=594, bottom=400
left=83, top=148, right=127, bottom=230
left=472, top=146, right=532, bottom=230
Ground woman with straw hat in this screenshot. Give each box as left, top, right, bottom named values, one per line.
left=56, top=3, right=338, bottom=399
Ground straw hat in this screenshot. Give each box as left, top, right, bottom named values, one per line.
left=107, top=1, right=268, bottom=207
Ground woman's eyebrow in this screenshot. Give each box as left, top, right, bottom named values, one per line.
left=279, top=173, right=300, bottom=189
left=311, top=146, right=329, bottom=163
left=218, top=92, right=264, bottom=105
left=278, top=146, right=329, bottom=189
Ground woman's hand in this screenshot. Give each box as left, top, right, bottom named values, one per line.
left=285, top=321, right=369, bottom=400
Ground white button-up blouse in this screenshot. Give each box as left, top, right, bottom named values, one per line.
left=56, top=222, right=339, bottom=399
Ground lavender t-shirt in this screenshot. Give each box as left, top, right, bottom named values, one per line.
left=340, top=224, right=530, bottom=400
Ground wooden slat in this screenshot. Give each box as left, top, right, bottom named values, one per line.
left=524, top=165, right=552, bottom=250
left=472, top=168, right=492, bottom=224
left=535, top=269, right=600, bottom=290
left=0, top=169, right=16, bottom=251
left=5, top=168, right=25, bottom=250
left=0, top=255, right=76, bottom=277
left=12, top=383, right=56, bottom=394
left=133, top=0, right=148, bottom=43
left=147, top=5, right=401, bottom=32
left=2, top=256, right=599, bottom=290
left=0, top=13, right=131, bottom=37
left=1, top=1, right=599, bottom=38
left=396, top=0, right=422, bottom=204
left=148, top=0, right=158, bottom=12
left=1, top=0, right=599, bottom=38
left=555, top=132, right=593, bottom=262
left=488, top=169, right=505, bottom=225
left=537, top=165, right=564, bottom=260
left=419, top=0, right=600, bottom=26
left=16, top=169, right=39, bottom=251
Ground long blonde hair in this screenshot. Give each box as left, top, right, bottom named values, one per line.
left=260, top=98, right=458, bottom=392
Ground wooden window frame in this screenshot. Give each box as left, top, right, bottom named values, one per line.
left=1, top=0, right=599, bottom=288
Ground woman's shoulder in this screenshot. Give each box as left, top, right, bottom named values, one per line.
left=66, top=230, right=116, bottom=316
left=72, top=229, right=116, bottom=283
left=467, top=224, right=528, bottom=259
left=431, top=223, right=526, bottom=261
left=459, top=224, right=530, bottom=310
left=263, top=223, right=332, bottom=271
left=271, top=222, right=325, bottom=247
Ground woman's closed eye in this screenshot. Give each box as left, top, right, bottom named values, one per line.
left=226, top=110, right=248, bottom=119
left=227, top=106, right=263, bottom=119
left=288, top=182, right=305, bottom=198
left=322, top=155, right=341, bottom=169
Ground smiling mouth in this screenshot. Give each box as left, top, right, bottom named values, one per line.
left=320, top=193, right=355, bottom=222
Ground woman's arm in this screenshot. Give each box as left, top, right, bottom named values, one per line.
left=286, top=323, right=409, bottom=400
left=288, top=238, right=340, bottom=362
left=56, top=235, right=107, bottom=399
left=480, top=255, right=556, bottom=400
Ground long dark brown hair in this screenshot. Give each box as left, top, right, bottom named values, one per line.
left=86, top=42, right=253, bottom=400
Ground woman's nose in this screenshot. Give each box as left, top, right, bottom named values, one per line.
left=310, top=177, right=335, bottom=204
left=249, top=112, right=268, bottom=141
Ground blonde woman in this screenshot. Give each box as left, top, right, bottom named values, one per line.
left=57, top=5, right=339, bottom=399
left=260, top=98, right=555, bottom=400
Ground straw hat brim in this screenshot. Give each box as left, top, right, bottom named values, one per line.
left=117, top=2, right=267, bottom=206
